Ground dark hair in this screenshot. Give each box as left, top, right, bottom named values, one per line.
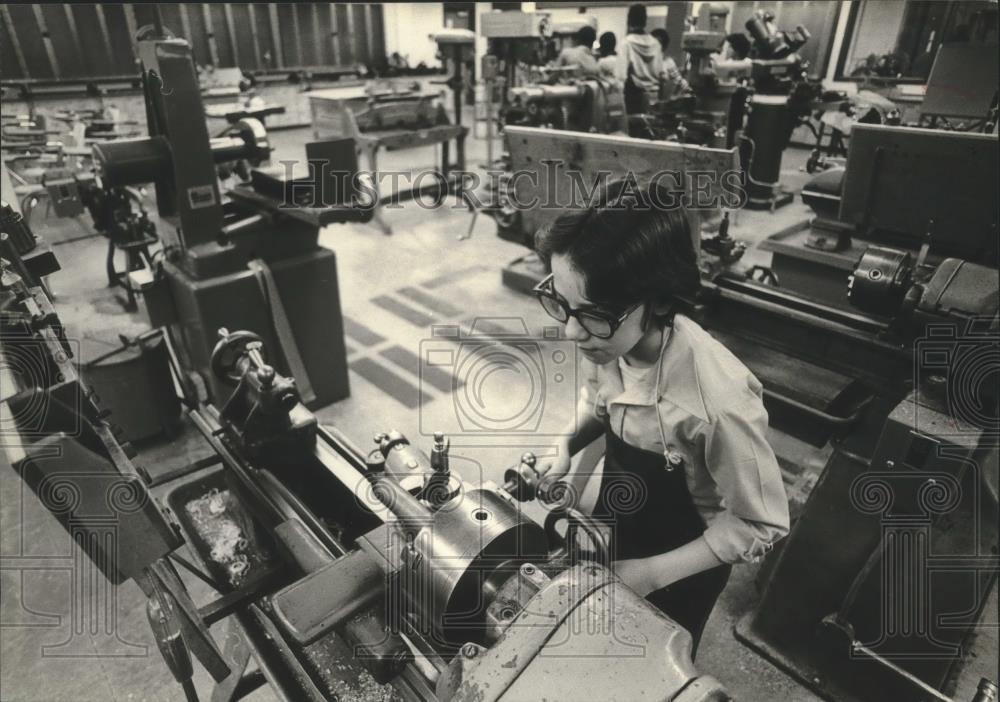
left=725, top=33, right=752, bottom=60
left=650, top=28, right=670, bottom=51
left=598, top=31, right=617, bottom=57
left=627, top=4, right=647, bottom=30
left=535, top=179, right=700, bottom=314
left=575, top=25, right=597, bottom=48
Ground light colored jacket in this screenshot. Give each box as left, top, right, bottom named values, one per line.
left=555, top=45, right=600, bottom=78
left=598, top=53, right=623, bottom=82
left=619, top=32, right=664, bottom=101
left=577, top=314, right=790, bottom=564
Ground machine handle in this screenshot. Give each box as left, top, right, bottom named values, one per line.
left=219, top=214, right=267, bottom=244
left=210, top=329, right=264, bottom=385
left=544, top=508, right=610, bottom=568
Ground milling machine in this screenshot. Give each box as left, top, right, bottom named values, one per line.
left=93, top=27, right=371, bottom=409
left=483, top=13, right=625, bottom=136
left=737, top=10, right=817, bottom=210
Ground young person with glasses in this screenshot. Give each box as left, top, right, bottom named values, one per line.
left=532, top=180, right=789, bottom=655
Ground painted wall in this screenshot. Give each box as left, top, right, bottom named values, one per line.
left=539, top=4, right=670, bottom=39
left=382, top=2, right=447, bottom=69
left=0, top=3, right=386, bottom=80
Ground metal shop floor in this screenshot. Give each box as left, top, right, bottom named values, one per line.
left=2, top=124, right=995, bottom=702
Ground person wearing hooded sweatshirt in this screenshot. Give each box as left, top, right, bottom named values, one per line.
left=620, top=4, right=664, bottom=113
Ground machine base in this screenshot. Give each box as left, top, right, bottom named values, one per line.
left=734, top=612, right=842, bottom=702
left=745, top=188, right=795, bottom=211
left=162, top=248, right=350, bottom=409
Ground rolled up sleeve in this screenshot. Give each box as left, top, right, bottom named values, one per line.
left=699, top=397, right=790, bottom=564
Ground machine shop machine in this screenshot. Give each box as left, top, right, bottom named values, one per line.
left=674, top=3, right=740, bottom=146
left=479, top=11, right=625, bottom=136
left=309, top=30, right=473, bottom=235
left=503, top=78, right=627, bottom=135
left=1, top=231, right=732, bottom=700
left=502, top=17, right=625, bottom=136
left=763, top=124, right=998, bottom=311
left=673, top=7, right=821, bottom=209
left=696, top=120, right=999, bottom=702
left=488, top=125, right=743, bottom=294
left=4, top=179, right=995, bottom=701
left=92, top=27, right=370, bottom=409
left=721, top=249, right=999, bottom=701
left=737, top=10, right=817, bottom=210
left=695, top=219, right=998, bottom=698
left=472, top=121, right=998, bottom=700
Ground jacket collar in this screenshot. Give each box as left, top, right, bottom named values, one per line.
left=602, top=315, right=710, bottom=423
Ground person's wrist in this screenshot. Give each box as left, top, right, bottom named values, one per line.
left=560, top=436, right=573, bottom=455
left=650, top=564, right=673, bottom=592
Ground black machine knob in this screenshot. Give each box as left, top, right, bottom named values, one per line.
left=431, top=431, right=450, bottom=473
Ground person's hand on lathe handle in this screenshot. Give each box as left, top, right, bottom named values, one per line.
left=535, top=438, right=572, bottom=504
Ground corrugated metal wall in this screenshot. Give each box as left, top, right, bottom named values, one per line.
left=0, top=3, right=386, bottom=81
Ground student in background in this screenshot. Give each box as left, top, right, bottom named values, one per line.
left=620, top=4, right=664, bottom=113
left=712, top=32, right=753, bottom=76
left=555, top=25, right=600, bottom=78
left=650, top=28, right=690, bottom=98
left=597, top=31, right=622, bottom=81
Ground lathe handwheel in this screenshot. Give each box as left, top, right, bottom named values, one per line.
left=544, top=507, right=610, bottom=568
left=210, top=330, right=263, bottom=386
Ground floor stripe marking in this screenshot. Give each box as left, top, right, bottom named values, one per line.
left=380, top=345, right=458, bottom=394
left=350, top=357, right=425, bottom=409
left=397, top=286, right=462, bottom=317
left=344, top=317, right=385, bottom=346
left=372, top=295, right=436, bottom=328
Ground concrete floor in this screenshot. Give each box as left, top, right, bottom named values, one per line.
left=2, top=121, right=995, bottom=702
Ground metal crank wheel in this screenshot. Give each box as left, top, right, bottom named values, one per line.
left=544, top=507, right=610, bottom=568
left=210, top=329, right=263, bottom=386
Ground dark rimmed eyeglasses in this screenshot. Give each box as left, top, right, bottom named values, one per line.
left=533, top=274, right=641, bottom=339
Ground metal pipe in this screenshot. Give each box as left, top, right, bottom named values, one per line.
left=510, top=84, right=587, bottom=102
left=849, top=642, right=953, bottom=702
left=153, top=6, right=166, bottom=39
left=219, top=214, right=266, bottom=241
left=709, top=275, right=893, bottom=340
left=94, top=133, right=261, bottom=188
left=208, top=136, right=253, bottom=163
left=256, top=470, right=348, bottom=558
